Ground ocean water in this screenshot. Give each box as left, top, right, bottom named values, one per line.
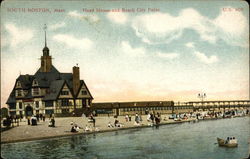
left=1, top=117, right=250, bottom=159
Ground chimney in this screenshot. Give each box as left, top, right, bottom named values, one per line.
left=73, top=65, right=80, bottom=96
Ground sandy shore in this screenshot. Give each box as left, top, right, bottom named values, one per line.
left=1, top=115, right=197, bottom=144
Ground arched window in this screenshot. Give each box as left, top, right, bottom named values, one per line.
left=19, top=102, right=22, bottom=109
left=35, top=101, right=39, bottom=108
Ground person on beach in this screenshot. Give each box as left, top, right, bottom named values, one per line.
left=49, top=117, right=55, bottom=127
left=20, top=114, right=22, bottom=121
left=134, top=113, right=140, bottom=125
left=125, top=114, right=129, bottom=122
left=27, top=116, right=31, bottom=125
left=36, top=114, right=39, bottom=122
left=155, top=116, right=160, bottom=125
left=39, top=114, right=42, bottom=121
left=128, top=115, right=132, bottom=121
left=71, top=123, right=81, bottom=133
left=108, top=122, right=114, bottom=128
left=71, top=125, right=78, bottom=132
left=114, top=119, right=119, bottom=127
left=139, top=113, right=143, bottom=122
left=147, top=113, right=151, bottom=122
left=90, top=115, right=96, bottom=127
left=10, top=115, right=14, bottom=127
left=114, top=119, right=123, bottom=127
left=150, top=113, right=155, bottom=124
left=14, top=115, right=17, bottom=124
left=43, top=115, right=45, bottom=122
left=31, top=115, right=37, bottom=126
left=85, top=125, right=90, bottom=132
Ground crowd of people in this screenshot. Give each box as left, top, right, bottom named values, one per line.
left=70, top=113, right=99, bottom=133
left=2, top=108, right=249, bottom=135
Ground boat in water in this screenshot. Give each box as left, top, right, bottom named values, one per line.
left=217, top=137, right=238, bottom=147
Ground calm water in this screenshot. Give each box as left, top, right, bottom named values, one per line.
left=1, top=117, right=250, bottom=159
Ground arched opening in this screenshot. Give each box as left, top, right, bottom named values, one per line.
left=25, top=105, right=33, bottom=116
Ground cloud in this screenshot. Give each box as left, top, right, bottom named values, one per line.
left=132, top=7, right=248, bottom=47
left=214, top=9, right=247, bottom=36
left=185, top=42, right=195, bottom=48
left=156, top=52, right=179, bottom=59
left=193, top=51, right=218, bottom=64
left=4, top=23, right=34, bottom=47
left=213, top=8, right=249, bottom=47
left=185, top=42, right=219, bottom=64
left=68, top=10, right=100, bottom=24
left=53, top=34, right=93, bottom=50
left=132, top=12, right=183, bottom=44
left=121, top=41, right=145, bottom=57
left=49, top=22, right=66, bottom=30
left=107, top=12, right=128, bottom=24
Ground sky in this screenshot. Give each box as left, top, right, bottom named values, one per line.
left=1, top=0, right=249, bottom=107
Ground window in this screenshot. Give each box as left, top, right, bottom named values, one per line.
left=16, top=81, right=21, bottom=87
left=45, top=109, right=54, bottom=115
left=69, top=101, right=73, bottom=106
left=61, top=99, right=69, bottom=106
left=32, top=88, right=39, bottom=95
left=61, top=91, right=69, bottom=95
left=81, top=90, right=87, bottom=95
left=9, top=103, right=16, bottom=109
left=19, top=102, right=22, bottom=109
left=62, top=109, right=69, bottom=114
left=10, top=111, right=16, bottom=116
left=82, top=99, right=86, bottom=106
left=45, top=101, right=53, bottom=107
left=16, top=90, right=22, bottom=96
left=96, top=109, right=113, bottom=114
left=33, top=79, right=38, bottom=86
left=35, top=101, right=39, bottom=108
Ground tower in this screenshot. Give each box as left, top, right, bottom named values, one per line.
left=40, top=24, right=52, bottom=72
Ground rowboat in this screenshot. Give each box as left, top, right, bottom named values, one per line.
left=217, top=137, right=238, bottom=147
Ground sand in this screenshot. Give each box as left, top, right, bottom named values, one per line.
left=1, top=115, right=195, bottom=144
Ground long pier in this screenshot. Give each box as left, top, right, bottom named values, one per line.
left=185, top=100, right=250, bottom=111
left=92, top=100, right=250, bottom=116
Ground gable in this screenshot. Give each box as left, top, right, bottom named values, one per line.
left=77, top=81, right=92, bottom=99
left=32, top=79, right=39, bottom=87
left=58, top=83, right=73, bottom=98
left=15, top=81, right=22, bottom=89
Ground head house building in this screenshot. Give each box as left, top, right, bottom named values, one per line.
left=6, top=29, right=93, bottom=117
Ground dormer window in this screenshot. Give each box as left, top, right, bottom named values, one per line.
left=61, top=91, right=69, bottom=95
left=16, top=81, right=22, bottom=88
left=81, top=90, right=87, bottom=95
left=32, top=79, right=38, bottom=86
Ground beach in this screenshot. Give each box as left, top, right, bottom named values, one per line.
left=1, top=114, right=195, bottom=144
